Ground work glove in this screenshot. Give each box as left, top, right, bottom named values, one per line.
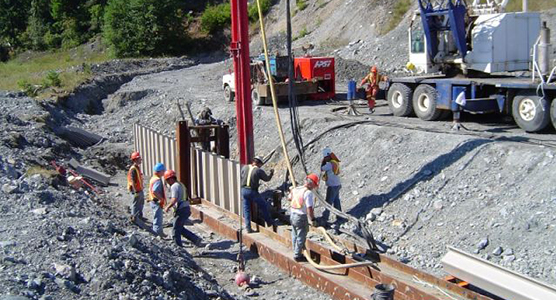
left=309, top=218, right=316, bottom=227
left=269, top=169, right=274, bottom=176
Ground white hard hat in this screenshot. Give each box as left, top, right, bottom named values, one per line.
left=322, top=147, right=332, bottom=157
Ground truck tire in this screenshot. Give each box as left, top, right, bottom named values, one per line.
left=512, top=92, right=550, bottom=132
left=551, top=98, right=556, bottom=130
left=387, top=83, right=414, bottom=117
left=224, top=85, right=234, bottom=102
left=251, top=89, right=266, bottom=106
left=412, top=84, right=442, bottom=121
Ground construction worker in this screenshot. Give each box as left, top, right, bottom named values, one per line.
left=127, top=151, right=145, bottom=223
left=240, top=156, right=275, bottom=233
left=163, top=170, right=202, bottom=247
left=196, top=107, right=223, bottom=151
left=360, top=66, right=388, bottom=113
left=320, top=147, right=344, bottom=225
left=148, top=163, right=167, bottom=238
left=288, top=173, right=318, bottom=262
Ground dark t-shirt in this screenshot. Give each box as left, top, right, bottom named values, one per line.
left=240, top=165, right=272, bottom=192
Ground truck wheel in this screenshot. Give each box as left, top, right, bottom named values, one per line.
left=224, top=85, right=234, bottom=102
left=512, top=92, right=550, bottom=132
left=412, top=84, right=442, bottom=121
left=387, top=83, right=414, bottom=117
left=551, top=98, right=556, bottom=130
left=251, top=89, right=265, bottom=106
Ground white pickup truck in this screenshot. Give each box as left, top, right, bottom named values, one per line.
left=222, top=73, right=236, bottom=102
left=222, top=70, right=317, bottom=106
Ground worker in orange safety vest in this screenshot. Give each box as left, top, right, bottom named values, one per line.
left=127, top=151, right=145, bottom=224
left=288, top=173, right=318, bottom=262
left=148, top=162, right=167, bottom=238
left=360, top=66, right=388, bottom=113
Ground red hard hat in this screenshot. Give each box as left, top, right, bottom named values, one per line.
left=371, top=66, right=378, bottom=73
left=164, top=170, right=176, bottom=180
left=130, top=151, right=141, bottom=160
left=306, top=173, right=319, bottom=186
left=235, top=271, right=250, bottom=286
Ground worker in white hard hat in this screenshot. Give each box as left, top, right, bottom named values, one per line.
left=320, top=147, right=344, bottom=225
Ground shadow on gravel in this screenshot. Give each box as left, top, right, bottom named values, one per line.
left=348, top=138, right=493, bottom=218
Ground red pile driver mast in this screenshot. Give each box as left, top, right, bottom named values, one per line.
left=230, top=0, right=254, bottom=164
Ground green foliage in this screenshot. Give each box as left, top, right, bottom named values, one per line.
left=248, top=0, right=272, bottom=22
left=506, top=0, right=556, bottom=12
left=0, top=42, right=109, bottom=92
left=296, top=0, right=307, bottom=11
left=0, top=0, right=31, bottom=48
left=381, top=0, right=411, bottom=35
left=17, top=79, right=38, bottom=97
left=294, top=27, right=309, bottom=41
left=88, top=4, right=105, bottom=32
left=43, top=70, right=61, bottom=87
left=103, top=0, right=185, bottom=57
left=200, top=3, right=231, bottom=34
left=22, top=0, right=52, bottom=50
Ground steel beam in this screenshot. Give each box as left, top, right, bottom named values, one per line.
left=190, top=200, right=492, bottom=300
left=176, top=121, right=191, bottom=198
left=442, top=246, right=556, bottom=300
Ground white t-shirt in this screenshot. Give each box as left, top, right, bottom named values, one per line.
left=321, top=161, right=341, bottom=186
left=290, top=187, right=314, bottom=215
left=170, top=182, right=189, bottom=210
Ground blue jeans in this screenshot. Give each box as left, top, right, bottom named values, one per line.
left=241, top=188, right=273, bottom=230
left=290, top=213, right=309, bottom=258
left=321, top=185, right=343, bottom=223
left=173, top=206, right=201, bottom=246
left=150, top=201, right=163, bottom=235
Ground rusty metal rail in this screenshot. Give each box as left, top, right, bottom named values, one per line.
left=190, top=199, right=495, bottom=300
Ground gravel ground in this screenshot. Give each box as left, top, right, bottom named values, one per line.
left=2, top=2, right=556, bottom=299
left=0, top=61, right=335, bottom=299
left=54, top=56, right=556, bottom=289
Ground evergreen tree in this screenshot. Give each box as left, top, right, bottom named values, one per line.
left=0, top=0, right=31, bottom=48
left=24, top=0, right=52, bottom=50
left=103, top=0, right=186, bottom=57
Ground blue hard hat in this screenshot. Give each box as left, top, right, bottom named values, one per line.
left=153, top=163, right=166, bottom=172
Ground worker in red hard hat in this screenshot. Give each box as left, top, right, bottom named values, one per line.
left=360, top=66, right=388, bottom=113
left=288, top=173, right=318, bottom=262
left=127, top=152, right=145, bottom=224
left=240, top=156, right=275, bottom=233
left=163, top=170, right=201, bottom=247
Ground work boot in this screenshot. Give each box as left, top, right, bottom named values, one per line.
left=294, top=255, right=307, bottom=262
left=245, top=227, right=253, bottom=234
left=158, top=232, right=168, bottom=239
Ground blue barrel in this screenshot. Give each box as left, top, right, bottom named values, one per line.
left=348, top=80, right=357, bottom=100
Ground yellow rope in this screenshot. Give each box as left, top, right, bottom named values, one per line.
left=255, top=0, right=297, bottom=188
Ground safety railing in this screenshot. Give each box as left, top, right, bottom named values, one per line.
left=133, top=123, right=241, bottom=215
